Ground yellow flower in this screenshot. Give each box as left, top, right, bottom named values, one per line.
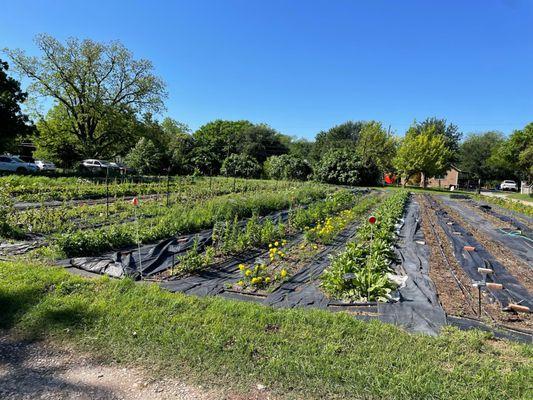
left=265, top=277, right=271, bottom=284
left=274, top=241, right=279, bottom=247
left=251, top=277, right=262, bottom=285
left=245, top=270, right=252, bottom=277
left=268, top=243, right=272, bottom=248
left=238, top=264, right=246, bottom=271
left=313, top=245, right=318, bottom=250
left=237, top=280, right=245, bottom=286
left=280, top=269, right=287, bottom=278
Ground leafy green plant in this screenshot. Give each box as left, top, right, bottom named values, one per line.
left=321, top=190, right=409, bottom=302
left=174, top=238, right=215, bottom=276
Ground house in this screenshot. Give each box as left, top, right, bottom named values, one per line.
left=421, top=165, right=469, bottom=190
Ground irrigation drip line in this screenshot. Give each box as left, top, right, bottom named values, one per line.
left=426, top=195, right=533, bottom=312
left=421, top=195, right=481, bottom=318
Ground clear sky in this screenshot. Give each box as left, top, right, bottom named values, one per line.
left=1, top=0, right=532, bottom=139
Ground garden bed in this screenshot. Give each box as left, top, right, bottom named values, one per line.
left=420, top=195, right=532, bottom=332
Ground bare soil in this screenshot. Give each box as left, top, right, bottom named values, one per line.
left=0, top=334, right=273, bottom=400
left=418, top=195, right=532, bottom=331
left=438, top=199, right=533, bottom=293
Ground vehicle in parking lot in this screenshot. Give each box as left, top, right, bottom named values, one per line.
left=81, top=159, right=113, bottom=173
left=35, top=160, right=57, bottom=171
left=109, top=162, right=134, bottom=174
left=500, top=180, right=518, bottom=191
left=0, top=155, right=39, bottom=174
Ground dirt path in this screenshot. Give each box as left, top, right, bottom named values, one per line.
left=0, top=334, right=270, bottom=400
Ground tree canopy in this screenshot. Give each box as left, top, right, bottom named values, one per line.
left=458, top=131, right=506, bottom=182
left=264, top=154, right=312, bottom=181
left=393, top=127, right=452, bottom=187
left=406, top=117, right=461, bottom=166
left=311, top=121, right=364, bottom=162
left=0, top=59, right=34, bottom=153
left=314, top=148, right=366, bottom=186
left=488, top=124, right=533, bottom=183
left=5, top=34, right=167, bottom=158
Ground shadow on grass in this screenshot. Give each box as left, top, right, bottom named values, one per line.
left=0, top=287, right=44, bottom=330
left=0, top=286, right=101, bottom=338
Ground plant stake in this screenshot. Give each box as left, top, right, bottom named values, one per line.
left=132, top=197, right=143, bottom=279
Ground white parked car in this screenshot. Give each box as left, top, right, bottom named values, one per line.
left=500, top=180, right=518, bottom=191
left=0, top=155, right=39, bottom=174
left=81, top=159, right=112, bottom=172
left=35, top=160, right=57, bottom=171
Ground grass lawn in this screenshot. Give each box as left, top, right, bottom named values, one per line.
left=1, top=261, right=531, bottom=400
left=507, top=192, right=533, bottom=204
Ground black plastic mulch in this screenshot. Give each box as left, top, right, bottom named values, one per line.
left=440, top=197, right=533, bottom=265
left=426, top=195, right=532, bottom=311
left=65, top=209, right=292, bottom=279
left=377, top=198, right=446, bottom=335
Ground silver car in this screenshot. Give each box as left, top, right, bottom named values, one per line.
left=0, top=155, right=39, bottom=174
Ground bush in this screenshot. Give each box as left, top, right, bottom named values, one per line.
left=264, top=155, right=312, bottom=181
left=315, top=149, right=381, bottom=186
left=314, top=149, right=363, bottom=185
left=220, top=154, right=261, bottom=178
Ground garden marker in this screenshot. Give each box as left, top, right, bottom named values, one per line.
left=368, top=215, right=376, bottom=242
left=132, top=197, right=142, bottom=279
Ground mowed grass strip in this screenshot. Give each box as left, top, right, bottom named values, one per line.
left=1, top=261, right=531, bottom=400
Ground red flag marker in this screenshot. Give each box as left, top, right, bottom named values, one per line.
left=368, top=216, right=377, bottom=224
left=132, top=197, right=139, bottom=206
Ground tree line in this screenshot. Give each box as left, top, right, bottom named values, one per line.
left=1, top=34, right=531, bottom=186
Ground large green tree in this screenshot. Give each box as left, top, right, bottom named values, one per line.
left=458, top=132, right=506, bottom=183
left=192, top=120, right=254, bottom=174
left=0, top=59, right=34, bottom=153
left=238, top=124, right=288, bottom=163
left=406, top=117, right=461, bottom=165
left=355, top=121, right=397, bottom=173
left=393, top=127, right=452, bottom=187
left=5, top=34, right=167, bottom=158
left=220, top=154, right=261, bottom=178
left=126, top=116, right=193, bottom=174
left=311, top=121, right=364, bottom=162
left=489, top=123, right=533, bottom=183
left=264, top=154, right=312, bottom=181
left=314, top=148, right=368, bottom=186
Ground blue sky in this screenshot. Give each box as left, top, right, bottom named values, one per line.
left=1, top=0, right=532, bottom=139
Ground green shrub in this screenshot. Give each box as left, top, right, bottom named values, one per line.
left=221, top=154, right=261, bottom=178
left=264, top=154, right=312, bottom=181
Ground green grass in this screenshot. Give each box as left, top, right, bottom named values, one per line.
left=507, top=192, right=533, bottom=203
left=375, top=185, right=473, bottom=196
left=1, top=261, right=531, bottom=399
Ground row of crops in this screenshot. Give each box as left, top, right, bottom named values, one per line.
left=321, top=190, right=409, bottom=302
left=172, top=189, right=377, bottom=281
left=3, top=173, right=411, bottom=306
left=229, top=192, right=385, bottom=292
left=0, top=175, right=297, bottom=203
left=2, top=178, right=339, bottom=258
left=158, top=188, right=409, bottom=306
